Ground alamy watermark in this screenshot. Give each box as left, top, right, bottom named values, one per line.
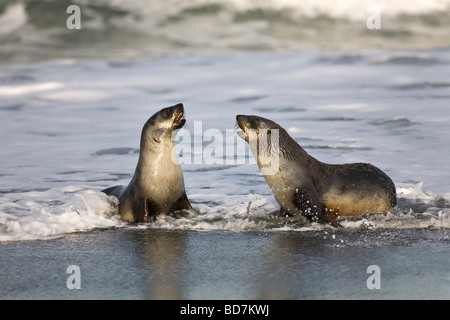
left=65, top=5, right=382, bottom=32
left=66, top=265, right=81, bottom=289
left=172, top=122, right=280, bottom=175
left=64, top=264, right=381, bottom=292
left=66, top=5, right=81, bottom=30
left=367, top=5, right=381, bottom=30
left=66, top=5, right=381, bottom=31
left=366, top=265, right=381, bottom=289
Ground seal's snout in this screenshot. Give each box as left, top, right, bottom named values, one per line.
left=236, top=115, right=248, bottom=132
left=173, top=102, right=184, bottom=113
left=236, top=115, right=249, bottom=141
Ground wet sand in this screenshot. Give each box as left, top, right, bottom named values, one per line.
left=1, top=227, right=448, bottom=300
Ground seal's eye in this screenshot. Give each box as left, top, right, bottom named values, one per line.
left=162, top=110, right=169, bottom=118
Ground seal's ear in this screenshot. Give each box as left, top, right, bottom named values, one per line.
left=145, top=119, right=156, bottom=128
left=143, top=112, right=158, bottom=129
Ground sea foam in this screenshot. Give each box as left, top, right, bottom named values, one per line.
left=0, top=188, right=123, bottom=242
left=0, top=183, right=448, bottom=241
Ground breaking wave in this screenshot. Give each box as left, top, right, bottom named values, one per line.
left=0, top=183, right=448, bottom=242
left=2, top=0, right=450, bottom=64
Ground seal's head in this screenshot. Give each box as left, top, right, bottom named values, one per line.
left=142, top=103, right=186, bottom=147
left=236, top=115, right=282, bottom=142
left=236, top=115, right=287, bottom=175
left=236, top=114, right=309, bottom=174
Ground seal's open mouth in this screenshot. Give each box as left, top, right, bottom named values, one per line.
left=173, top=111, right=186, bottom=129
left=175, top=111, right=183, bottom=122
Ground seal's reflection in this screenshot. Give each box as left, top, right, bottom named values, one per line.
left=138, top=229, right=187, bottom=299
left=134, top=229, right=328, bottom=299
left=132, top=228, right=356, bottom=299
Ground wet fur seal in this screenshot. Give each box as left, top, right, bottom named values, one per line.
left=102, top=103, right=192, bottom=222
left=236, top=115, right=397, bottom=223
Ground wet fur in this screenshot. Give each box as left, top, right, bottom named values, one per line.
left=236, top=115, right=397, bottom=222
left=102, top=104, right=192, bottom=222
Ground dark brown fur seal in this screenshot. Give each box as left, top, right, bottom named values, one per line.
left=102, top=103, right=192, bottom=222
left=236, top=115, right=397, bottom=223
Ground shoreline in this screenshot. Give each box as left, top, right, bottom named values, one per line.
left=1, top=227, right=448, bottom=300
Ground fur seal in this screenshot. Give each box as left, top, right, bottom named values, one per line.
left=236, top=115, right=397, bottom=223
left=102, top=103, right=192, bottom=222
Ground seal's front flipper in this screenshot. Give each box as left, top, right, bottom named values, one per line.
left=278, top=208, right=293, bottom=217
left=293, top=189, right=341, bottom=228
left=312, top=211, right=343, bottom=228
left=309, top=210, right=342, bottom=228
left=172, top=193, right=192, bottom=211
left=102, top=185, right=125, bottom=199
left=292, top=189, right=322, bottom=218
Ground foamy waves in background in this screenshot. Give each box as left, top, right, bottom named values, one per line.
left=1, top=0, right=450, bottom=63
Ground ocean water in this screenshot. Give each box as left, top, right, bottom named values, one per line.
left=1, top=51, right=449, bottom=241
left=0, top=0, right=449, bottom=300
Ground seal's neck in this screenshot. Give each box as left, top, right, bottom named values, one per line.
left=252, top=128, right=321, bottom=178
left=278, top=129, right=317, bottom=162
left=135, top=138, right=179, bottom=179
